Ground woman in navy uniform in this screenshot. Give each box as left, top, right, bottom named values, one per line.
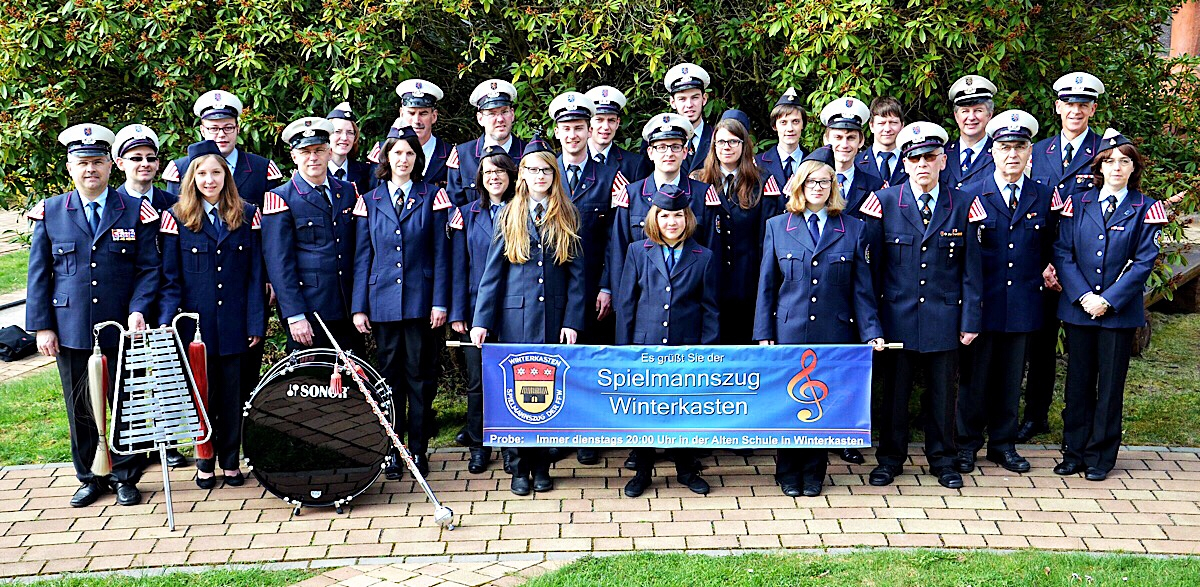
left=327, top=102, right=374, bottom=196
left=755, top=148, right=884, bottom=497
left=692, top=110, right=782, bottom=344
left=158, top=140, right=264, bottom=489
left=470, top=136, right=585, bottom=496
left=352, top=126, right=453, bottom=478
left=615, top=185, right=718, bottom=497
left=1052, top=129, right=1166, bottom=481
left=449, top=146, right=517, bottom=475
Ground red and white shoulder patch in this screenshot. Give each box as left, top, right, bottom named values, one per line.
left=251, top=208, right=263, bottom=230
left=366, top=142, right=382, bottom=164
left=448, top=208, right=464, bottom=230
left=432, top=188, right=453, bottom=211
left=1050, top=188, right=1064, bottom=211
left=610, top=172, right=630, bottom=201
left=447, top=147, right=460, bottom=169
left=263, top=191, right=290, bottom=214
left=859, top=192, right=883, bottom=219
left=159, top=212, right=179, bottom=234
left=351, top=196, right=368, bottom=217
left=612, top=186, right=630, bottom=208
left=968, top=196, right=987, bottom=223
left=1144, top=199, right=1169, bottom=224
left=139, top=199, right=160, bottom=224
left=26, top=200, right=45, bottom=221
left=763, top=175, right=782, bottom=197
left=1059, top=196, right=1074, bottom=218
left=704, top=185, right=720, bottom=206
left=266, top=160, right=283, bottom=181
left=162, top=160, right=180, bottom=182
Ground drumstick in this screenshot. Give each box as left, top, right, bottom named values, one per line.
left=312, top=313, right=455, bottom=530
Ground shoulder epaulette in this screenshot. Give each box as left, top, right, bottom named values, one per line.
left=968, top=196, right=988, bottom=223
left=352, top=196, right=368, bottom=217
left=447, top=147, right=460, bottom=169
left=139, top=198, right=161, bottom=224
left=251, top=208, right=263, bottom=230
left=1144, top=199, right=1169, bottom=224
left=610, top=172, right=630, bottom=202
left=266, top=160, right=283, bottom=181
left=449, top=208, right=464, bottom=230
left=264, top=191, right=290, bottom=214
left=432, top=188, right=452, bottom=211
left=763, top=175, right=781, bottom=197
left=159, top=212, right=179, bottom=234
left=162, top=160, right=180, bottom=183
left=704, top=185, right=720, bottom=206
left=1050, top=187, right=1064, bottom=211
left=859, top=192, right=883, bottom=219
left=26, top=200, right=45, bottom=221
left=366, top=142, right=382, bottom=164
left=612, top=186, right=630, bottom=208
left=1059, top=196, right=1074, bottom=218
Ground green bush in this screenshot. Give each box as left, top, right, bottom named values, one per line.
left=1, top=0, right=1197, bottom=286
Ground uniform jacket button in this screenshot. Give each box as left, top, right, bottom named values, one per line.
left=308, top=221, right=313, bottom=226
left=91, top=281, right=97, bottom=286
left=919, top=297, right=926, bottom=303
left=809, top=315, right=815, bottom=321
left=396, top=278, right=402, bottom=284
left=662, top=321, right=668, bottom=327
left=92, top=298, right=98, bottom=303
left=810, top=297, right=817, bottom=302
left=665, top=286, right=671, bottom=292
left=217, top=300, right=223, bottom=306
left=812, top=279, right=818, bottom=284
left=663, top=304, right=669, bottom=310
left=538, top=296, right=544, bottom=302
left=191, top=247, right=198, bottom=253
left=90, top=263, right=96, bottom=268
left=662, top=338, right=668, bottom=343
left=786, top=253, right=792, bottom=258
left=217, top=284, right=223, bottom=289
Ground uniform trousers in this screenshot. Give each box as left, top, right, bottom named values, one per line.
left=282, top=313, right=363, bottom=357
left=775, top=449, right=827, bottom=486
left=875, top=349, right=959, bottom=471
left=957, top=332, right=1029, bottom=453
left=374, top=320, right=441, bottom=457
left=198, top=352, right=245, bottom=472
left=717, top=299, right=756, bottom=345
left=56, top=346, right=143, bottom=484
left=459, top=333, right=485, bottom=446
left=238, top=289, right=270, bottom=405
left=1061, top=324, right=1134, bottom=473
left=630, top=448, right=700, bottom=477
left=1022, top=293, right=1061, bottom=425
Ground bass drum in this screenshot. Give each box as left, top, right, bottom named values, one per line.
left=242, top=349, right=394, bottom=508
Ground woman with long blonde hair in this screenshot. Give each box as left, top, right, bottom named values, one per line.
left=158, top=140, right=264, bottom=490
left=470, top=136, right=584, bottom=496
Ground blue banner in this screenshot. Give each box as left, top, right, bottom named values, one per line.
left=481, top=344, right=873, bottom=449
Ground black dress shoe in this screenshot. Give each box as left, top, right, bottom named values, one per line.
left=986, top=449, right=1031, bottom=473
left=223, top=471, right=245, bottom=487
left=936, top=470, right=964, bottom=489
left=384, top=462, right=405, bottom=481
left=195, top=474, right=216, bottom=490
left=164, top=448, right=188, bottom=469
left=624, top=473, right=652, bottom=497
left=869, top=465, right=901, bottom=486
left=576, top=448, right=600, bottom=465
left=623, top=450, right=639, bottom=471
left=677, top=472, right=710, bottom=495
left=510, top=475, right=531, bottom=496
left=413, top=454, right=430, bottom=477
left=115, top=482, right=141, bottom=506
left=835, top=448, right=866, bottom=464
left=953, top=449, right=977, bottom=474
left=502, top=449, right=515, bottom=475
left=546, top=447, right=569, bottom=462
left=1016, top=420, right=1050, bottom=443
left=779, top=483, right=802, bottom=497
left=1085, top=467, right=1108, bottom=481
left=468, top=447, right=490, bottom=474
left=70, top=480, right=107, bottom=507
left=454, top=429, right=471, bottom=447
left=1054, top=461, right=1085, bottom=476
left=801, top=483, right=823, bottom=497
left=533, top=470, right=554, bottom=492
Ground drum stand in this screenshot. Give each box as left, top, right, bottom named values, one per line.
left=98, top=314, right=211, bottom=531
left=312, top=314, right=455, bottom=530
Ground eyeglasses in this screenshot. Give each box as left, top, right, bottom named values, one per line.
left=332, top=128, right=358, bottom=138
left=803, top=179, right=833, bottom=189
left=294, top=146, right=330, bottom=158
left=201, top=124, right=238, bottom=136
left=124, top=155, right=159, bottom=163
left=993, top=142, right=1030, bottom=154
left=715, top=139, right=744, bottom=148
left=482, top=169, right=508, bottom=177
left=1101, top=157, right=1134, bottom=168
left=521, top=166, right=555, bottom=176
left=482, top=108, right=513, bottom=119
left=905, top=152, right=941, bottom=163
left=650, top=144, right=686, bottom=153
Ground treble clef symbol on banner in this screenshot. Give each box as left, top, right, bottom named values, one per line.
left=786, top=349, right=828, bottom=422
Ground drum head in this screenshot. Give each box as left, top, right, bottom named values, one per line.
left=243, top=351, right=392, bottom=507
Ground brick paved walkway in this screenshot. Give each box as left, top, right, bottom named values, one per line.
left=3, top=445, right=1200, bottom=584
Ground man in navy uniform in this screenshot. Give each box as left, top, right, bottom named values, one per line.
left=954, top=110, right=1060, bottom=475
left=263, top=117, right=361, bottom=353
left=858, top=122, right=985, bottom=489
left=820, top=97, right=885, bottom=218
left=27, top=124, right=161, bottom=507
left=1019, top=71, right=1106, bottom=442
left=446, top=79, right=527, bottom=206
left=162, top=90, right=284, bottom=207
left=326, top=102, right=374, bottom=196
left=857, top=97, right=908, bottom=188
left=943, top=75, right=998, bottom=191
left=368, top=80, right=454, bottom=189
left=646, top=63, right=713, bottom=176
left=585, top=85, right=649, bottom=182
left=757, top=87, right=807, bottom=192
left=113, top=124, right=177, bottom=213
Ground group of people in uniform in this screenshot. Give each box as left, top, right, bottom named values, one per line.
left=27, top=61, right=1169, bottom=508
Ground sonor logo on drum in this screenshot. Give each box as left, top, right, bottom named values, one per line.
left=287, top=382, right=349, bottom=399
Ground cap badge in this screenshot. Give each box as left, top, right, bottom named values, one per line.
left=1011, top=113, right=1019, bottom=122
left=134, top=125, right=143, bottom=132
left=415, top=81, right=423, bottom=89
left=490, top=82, right=498, bottom=90
left=965, top=77, right=974, bottom=86
left=845, top=99, right=853, bottom=107
left=601, top=89, right=609, bottom=97
left=83, top=126, right=92, bottom=136
left=784, top=88, right=796, bottom=97
left=661, top=115, right=671, bottom=123
left=681, top=67, right=689, bottom=74
left=567, top=95, right=575, bottom=103
left=912, top=125, right=921, bottom=135
left=304, top=120, right=312, bottom=127
left=1075, top=75, right=1083, bottom=84
left=1109, top=138, right=1117, bottom=145
left=214, top=92, right=222, bottom=101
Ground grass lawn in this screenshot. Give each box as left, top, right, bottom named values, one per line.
left=0, top=248, right=29, bottom=295
left=0, top=369, right=70, bottom=466
left=523, top=551, right=1200, bottom=586
left=24, top=569, right=311, bottom=586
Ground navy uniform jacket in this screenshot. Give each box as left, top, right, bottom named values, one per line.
left=1054, top=189, right=1166, bottom=329
left=329, top=159, right=373, bottom=197
left=559, top=157, right=627, bottom=295
left=262, top=174, right=358, bottom=322
left=841, top=167, right=886, bottom=222
left=590, top=144, right=648, bottom=184
left=607, top=176, right=720, bottom=298
left=639, top=122, right=713, bottom=177
left=859, top=183, right=984, bottom=353
left=615, top=238, right=719, bottom=345
left=158, top=204, right=265, bottom=356
left=472, top=216, right=585, bottom=344
left=26, top=191, right=161, bottom=349
left=942, top=137, right=996, bottom=191
left=448, top=201, right=501, bottom=326
left=756, top=146, right=806, bottom=194
left=116, top=185, right=178, bottom=213
left=351, top=181, right=452, bottom=322
left=968, top=177, right=1061, bottom=333
left=855, top=148, right=909, bottom=189
left=368, top=136, right=453, bottom=190
left=446, top=136, right=527, bottom=207
left=1030, top=128, right=1102, bottom=200
left=753, top=212, right=882, bottom=344
left=162, top=148, right=283, bottom=209
left=711, top=174, right=784, bottom=304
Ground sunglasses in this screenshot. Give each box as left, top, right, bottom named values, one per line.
left=124, top=155, right=159, bottom=163
left=905, top=152, right=941, bottom=163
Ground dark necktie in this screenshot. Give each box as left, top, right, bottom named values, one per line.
left=393, top=188, right=405, bottom=216
left=1063, top=143, right=1074, bottom=168
left=724, top=174, right=735, bottom=197
left=534, top=202, right=545, bottom=224
left=317, top=184, right=332, bottom=211
left=919, top=193, right=933, bottom=225
left=837, top=173, right=847, bottom=194
left=1007, top=184, right=1019, bottom=212
left=1104, top=195, right=1117, bottom=222
left=665, top=245, right=677, bottom=273
left=807, top=214, right=821, bottom=246
left=880, top=152, right=893, bottom=181
left=334, top=168, right=346, bottom=180
left=87, top=201, right=100, bottom=235
left=210, top=209, right=225, bottom=239
left=961, top=148, right=973, bottom=174
left=783, top=157, right=794, bottom=182
left=594, top=152, right=606, bottom=166
left=568, top=164, right=580, bottom=194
